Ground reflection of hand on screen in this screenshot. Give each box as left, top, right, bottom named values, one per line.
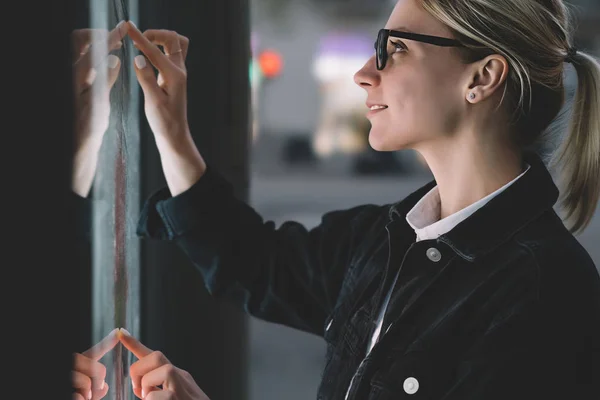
left=72, top=328, right=120, bottom=400
left=118, top=328, right=211, bottom=400
left=71, top=20, right=127, bottom=198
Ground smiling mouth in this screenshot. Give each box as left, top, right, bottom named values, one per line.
left=369, top=105, right=388, bottom=111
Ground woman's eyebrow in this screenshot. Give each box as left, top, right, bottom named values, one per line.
left=390, top=26, right=417, bottom=34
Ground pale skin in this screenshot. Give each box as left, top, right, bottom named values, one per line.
left=354, top=0, right=524, bottom=219
left=72, top=329, right=208, bottom=400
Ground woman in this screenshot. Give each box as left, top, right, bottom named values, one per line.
left=74, top=0, right=600, bottom=398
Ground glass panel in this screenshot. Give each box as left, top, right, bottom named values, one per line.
left=79, top=0, right=140, bottom=398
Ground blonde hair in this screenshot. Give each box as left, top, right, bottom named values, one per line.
left=419, top=0, right=600, bottom=235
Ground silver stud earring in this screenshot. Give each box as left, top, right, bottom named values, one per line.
left=468, top=92, right=476, bottom=100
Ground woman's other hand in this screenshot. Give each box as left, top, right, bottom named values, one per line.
left=72, top=328, right=120, bottom=400
left=118, top=328, right=210, bottom=400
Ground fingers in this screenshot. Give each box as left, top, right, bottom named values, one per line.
left=118, top=328, right=165, bottom=393
left=132, top=53, right=164, bottom=100
left=129, top=350, right=171, bottom=392
left=73, top=393, right=86, bottom=400
left=126, top=21, right=172, bottom=74
left=142, top=29, right=189, bottom=67
left=118, top=328, right=153, bottom=359
left=146, top=390, right=176, bottom=400
left=82, top=328, right=120, bottom=361
left=140, top=364, right=178, bottom=398
left=72, top=370, right=92, bottom=400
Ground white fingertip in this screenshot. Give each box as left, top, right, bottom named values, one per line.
left=135, top=55, right=147, bottom=69
left=107, top=55, right=120, bottom=69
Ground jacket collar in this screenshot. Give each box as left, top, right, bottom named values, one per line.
left=388, top=150, right=559, bottom=262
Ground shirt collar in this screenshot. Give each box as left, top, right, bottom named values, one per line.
left=388, top=150, right=559, bottom=262
left=406, top=164, right=531, bottom=241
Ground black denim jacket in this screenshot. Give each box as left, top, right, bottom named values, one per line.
left=134, top=150, right=599, bottom=400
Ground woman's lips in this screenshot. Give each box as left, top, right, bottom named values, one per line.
left=367, top=105, right=388, bottom=117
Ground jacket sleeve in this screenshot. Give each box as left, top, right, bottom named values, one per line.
left=136, top=165, right=383, bottom=337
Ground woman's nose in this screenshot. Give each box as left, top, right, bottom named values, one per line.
left=353, top=55, right=379, bottom=88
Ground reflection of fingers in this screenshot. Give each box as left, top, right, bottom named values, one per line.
left=72, top=353, right=107, bottom=390
left=73, top=393, right=86, bottom=400
left=106, top=55, right=121, bottom=89
left=82, top=328, right=120, bottom=361
left=72, top=29, right=109, bottom=57
left=73, top=20, right=125, bottom=84
left=72, top=370, right=92, bottom=400
left=145, top=389, right=171, bottom=400
left=91, top=381, right=109, bottom=400
left=74, top=43, right=122, bottom=91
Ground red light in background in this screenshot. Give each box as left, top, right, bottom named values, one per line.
left=258, top=49, right=283, bottom=78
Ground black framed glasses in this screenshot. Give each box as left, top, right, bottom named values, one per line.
left=375, top=28, right=465, bottom=70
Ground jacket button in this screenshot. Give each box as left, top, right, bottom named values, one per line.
left=403, top=377, right=419, bottom=394
left=426, top=247, right=442, bottom=262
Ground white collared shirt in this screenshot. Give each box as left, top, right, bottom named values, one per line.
left=366, top=163, right=531, bottom=355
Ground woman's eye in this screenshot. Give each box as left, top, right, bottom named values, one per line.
left=390, top=41, right=406, bottom=53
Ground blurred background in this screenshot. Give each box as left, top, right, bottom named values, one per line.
left=246, top=0, right=600, bottom=399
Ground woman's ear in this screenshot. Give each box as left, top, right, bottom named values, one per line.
left=466, top=54, right=509, bottom=103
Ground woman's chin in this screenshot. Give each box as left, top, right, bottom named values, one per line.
left=368, top=129, right=414, bottom=152
left=368, top=132, right=397, bottom=152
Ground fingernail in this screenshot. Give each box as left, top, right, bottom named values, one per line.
left=134, top=55, right=146, bottom=69
left=85, top=68, right=97, bottom=86
left=120, top=328, right=132, bottom=336
left=107, top=55, right=119, bottom=69
left=129, top=21, right=138, bottom=29
left=101, top=380, right=106, bottom=390
left=88, top=390, right=92, bottom=400
left=142, top=389, right=146, bottom=398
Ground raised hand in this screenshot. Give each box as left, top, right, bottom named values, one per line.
left=125, top=21, right=190, bottom=147
left=125, top=21, right=206, bottom=196
left=118, top=328, right=210, bottom=400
